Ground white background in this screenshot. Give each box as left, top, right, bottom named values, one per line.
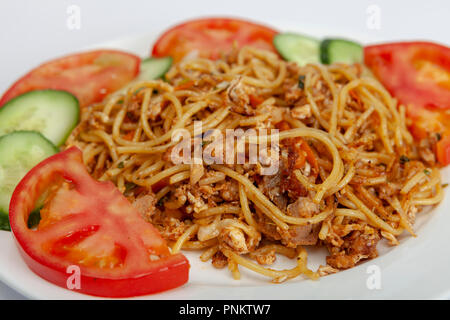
left=0, top=0, right=448, bottom=299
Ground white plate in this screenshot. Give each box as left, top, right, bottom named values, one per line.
left=0, top=18, right=449, bottom=300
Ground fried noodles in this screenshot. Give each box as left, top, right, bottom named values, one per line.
left=67, top=46, right=443, bottom=282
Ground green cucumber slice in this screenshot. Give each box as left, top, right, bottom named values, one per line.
left=320, top=39, right=363, bottom=64
left=0, top=90, right=79, bottom=146
left=0, top=131, right=58, bottom=230
left=273, top=33, right=320, bottom=66
left=138, top=57, right=173, bottom=81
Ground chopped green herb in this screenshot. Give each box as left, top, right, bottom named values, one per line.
left=117, top=99, right=124, bottom=104
left=436, top=132, right=442, bottom=141
left=133, top=87, right=145, bottom=96
left=126, top=111, right=134, bottom=120
left=118, top=161, right=124, bottom=169
left=399, top=155, right=410, bottom=164
left=157, top=195, right=169, bottom=207
left=202, top=140, right=212, bottom=147
left=443, top=183, right=449, bottom=188
left=424, top=169, right=431, bottom=175
left=298, top=75, right=306, bottom=89
left=124, top=182, right=137, bottom=194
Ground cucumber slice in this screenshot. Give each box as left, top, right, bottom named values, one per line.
left=320, top=39, right=363, bottom=64
left=0, top=131, right=58, bottom=230
left=0, top=90, right=79, bottom=146
left=273, top=33, right=320, bottom=66
left=138, top=57, right=173, bottom=81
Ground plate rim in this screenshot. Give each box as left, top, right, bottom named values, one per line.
left=0, top=20, right=449, bottom=300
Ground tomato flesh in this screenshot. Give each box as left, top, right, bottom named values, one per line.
left=9, top=147, right=189, bottom=297
left=364, top=42, right=450, bottom=111
left=0, top=50, right=140, bottom=108
left=364, top=42, right=450, bottom=165
left=152, top=18, right=278, bottom=62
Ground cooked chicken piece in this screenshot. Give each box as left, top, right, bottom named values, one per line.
left=153, top=216, right=189, bottom=241
left=226, top=76, right=255, bottom=115
left=255, top=209, right=282, bottom=242
left=259, top=173, right=288, bottom=210
left=197, top=217, right=220, bottom=242
left=186, top=190, right=208, bottom=213
left=212, top=251, right=228, bottom=269
left=279, top=197, right=321, bottom=247
left=131, top=193, right=157, bottom=220
left=287, top=196, right=320, bottom=217
left=256, top=196, right=321, bottom=247
left=249, top=248, right=277, bottom=265
left=378, top=182, right=401, bottom=200
left=256, top=104, right=286, bottom=124
left=326, top=225, right=380, bottom=269
left=282, top=63, right=304, bottom=104
left=220, top=226, right=249, bottom=254
left=280, top=226, right=320, bottom=247
left=279, top=139, right=311, bottom=198
left=218, top=180, right=240, bottom=202
left=218, top=219, right=261, bottom=254
left=284, top=84, right=303, bottom=104
left=164, top=186, right=187, bottom=209
left=291, top=104, right=311, bottom=120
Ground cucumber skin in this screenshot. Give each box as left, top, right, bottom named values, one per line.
left=320, top=39, right=363, bottom=64
left=320, top=39, right=333, bottom=64
left=0, top=208, right=41, bottom=231
left=0, top=213, right=9, bottom=231
left=0, top=90, right=80, bottom=146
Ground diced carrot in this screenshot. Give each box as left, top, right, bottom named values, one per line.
left=123, top=130, right=135, bottom=141
left=249, top=94, right=264, bottom=108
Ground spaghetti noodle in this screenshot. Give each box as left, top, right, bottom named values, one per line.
left=66, top=46, right=443, bottom=282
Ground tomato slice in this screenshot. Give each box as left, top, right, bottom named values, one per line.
left=437, top=134, right=450, bottom=165
left=9, top=147, right=189, bottom=297
left=0, top=50, right=140, bottom=108
left=152, top=18, right=278, bottom=62
left=364, top=42, right=450, bottom=164
left=364, top=42, right=450, bottom=110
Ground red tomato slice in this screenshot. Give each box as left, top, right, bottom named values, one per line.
left=152, top=18, right=278, bottom=62
left=9, top=147, right=189, bottom=298
left=437, top=134, right=450, bottom=165
left=364, top=42, right=450, bottom=110
left=364, top=42, right=450, bottom=165
left=0, top=50, right=140, bottom=108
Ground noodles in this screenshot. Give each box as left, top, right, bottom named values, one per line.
left=222, top=247, right=318, bottom=283
left=67, top=46, right=443, bottom=283
left=172, top=224, right=199, bottom=254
